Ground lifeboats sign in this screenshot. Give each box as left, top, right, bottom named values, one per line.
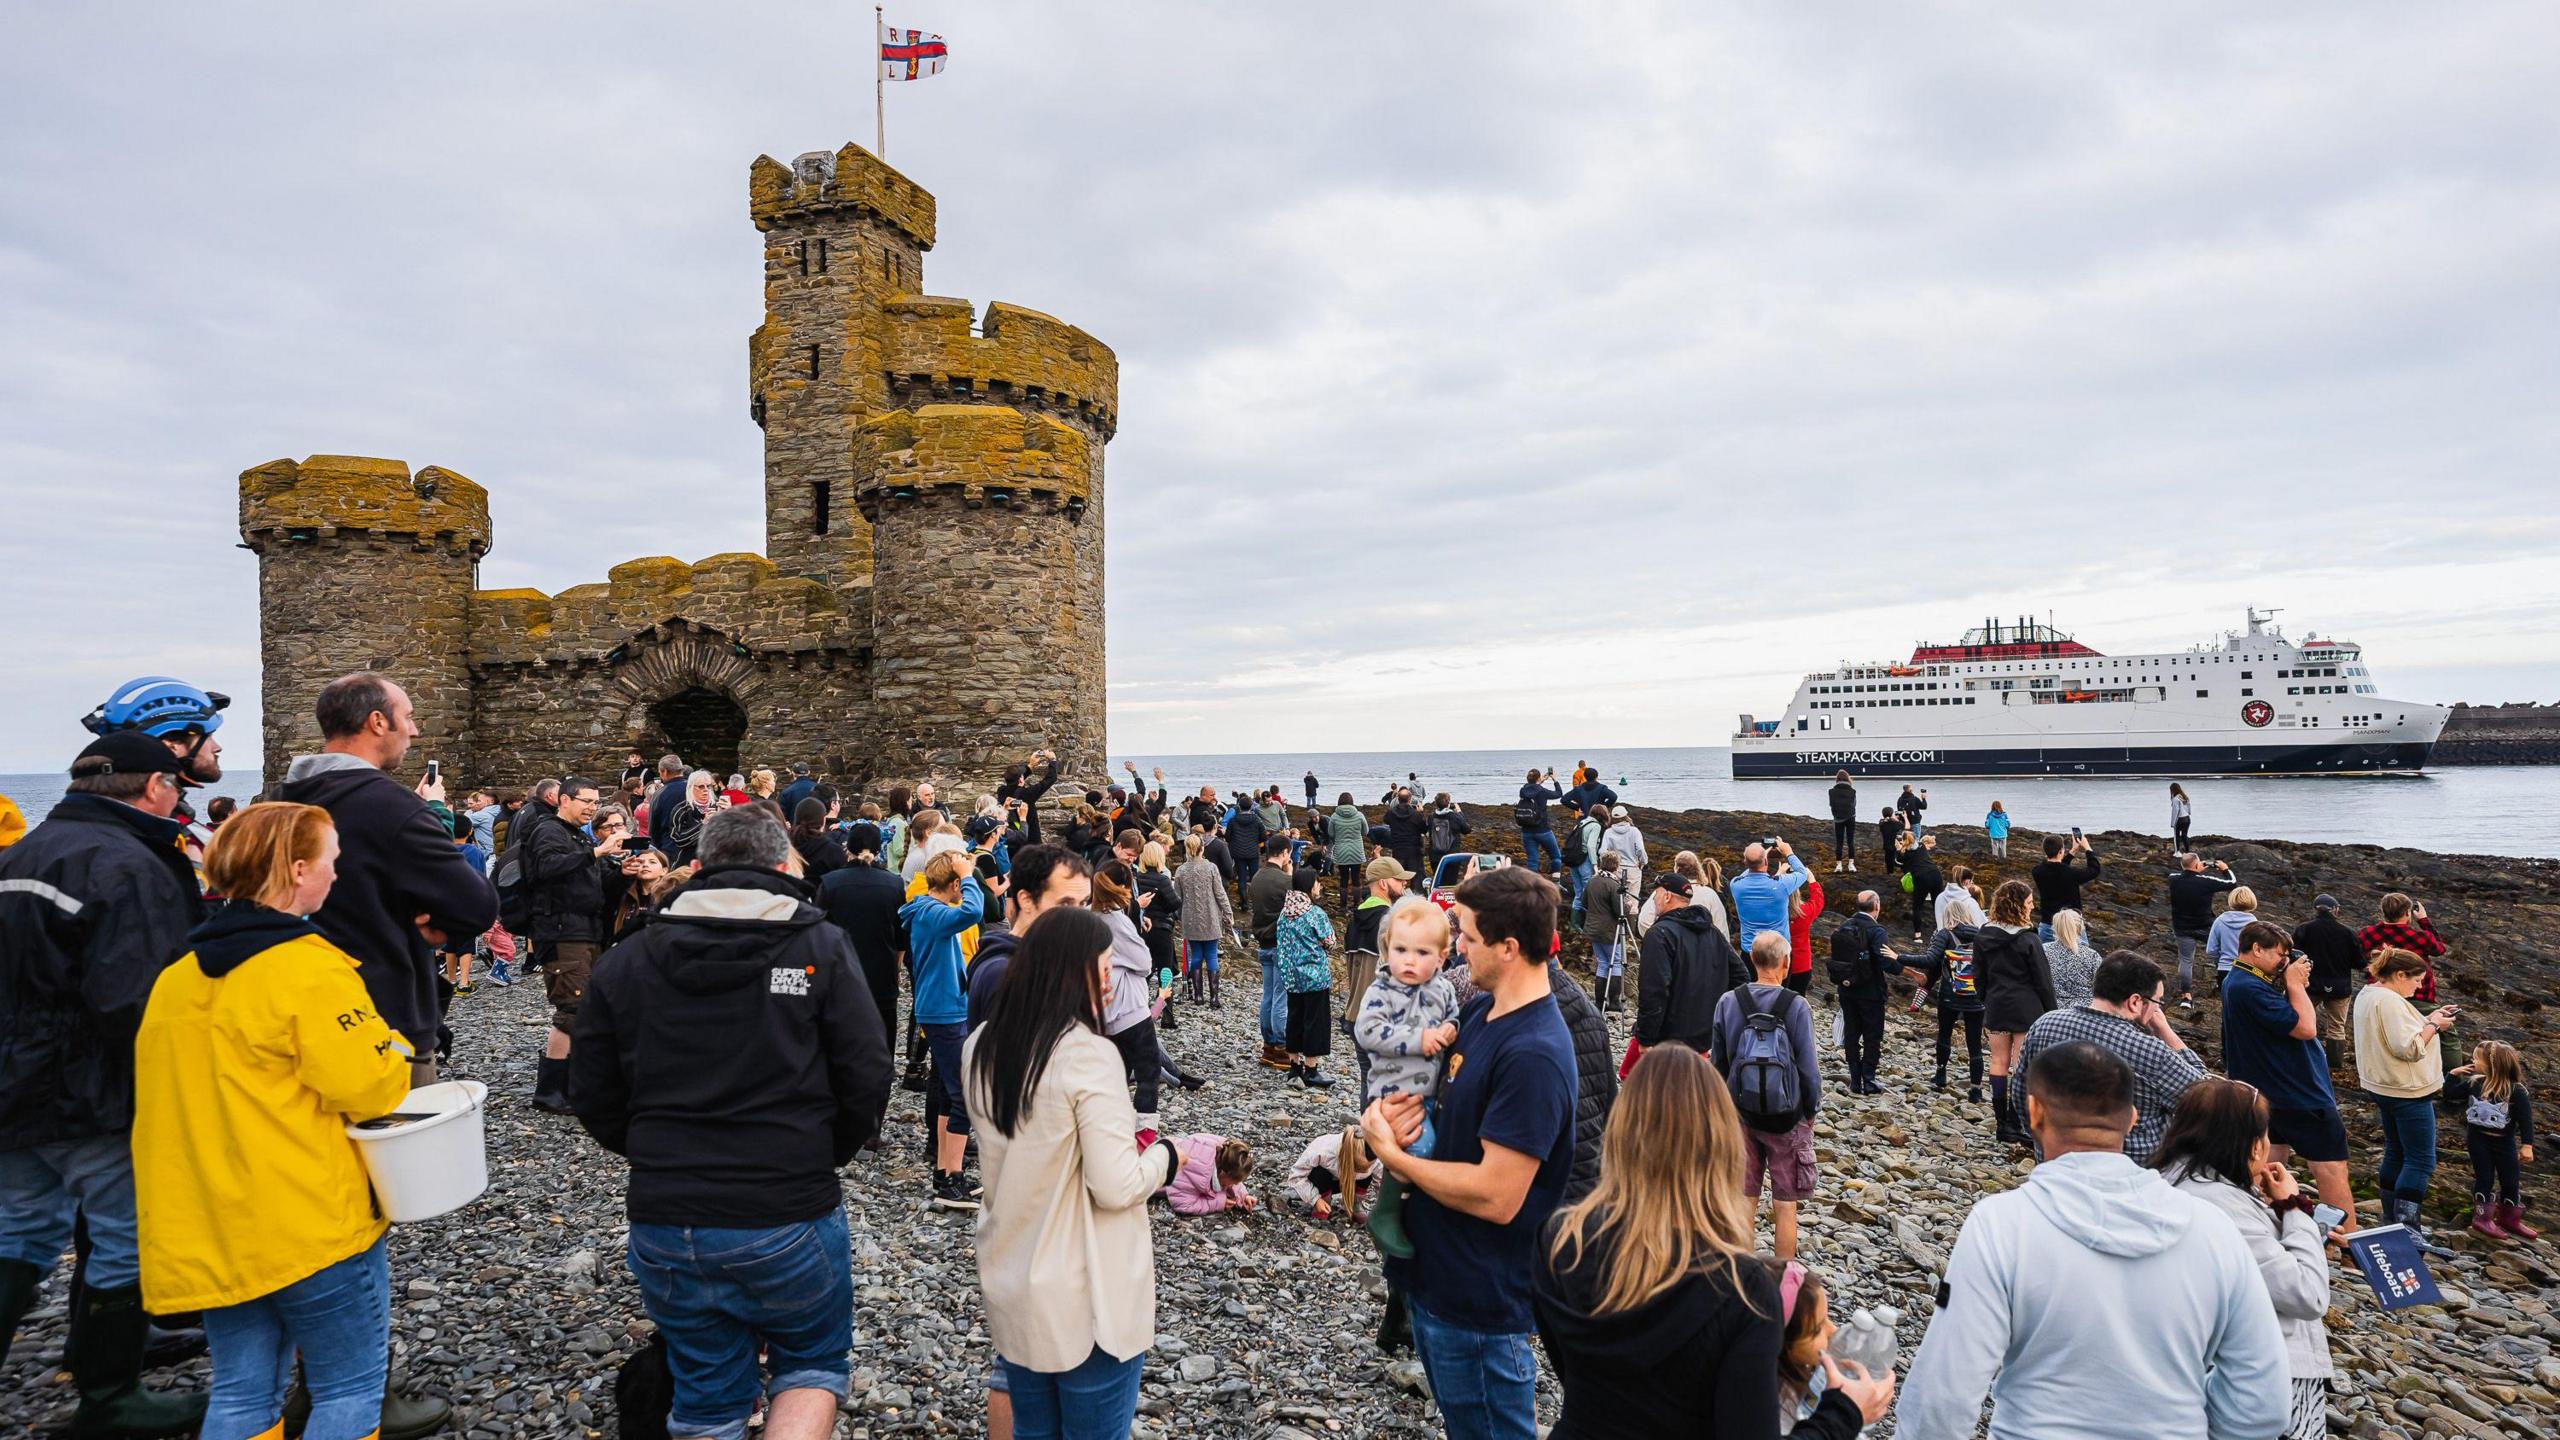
left=1797, top=750, right=1942, bottom=766
left=2242, top=701, right=2274, bottom=728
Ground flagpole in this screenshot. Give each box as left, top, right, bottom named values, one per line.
left=874, top=4, right=886, bottom=156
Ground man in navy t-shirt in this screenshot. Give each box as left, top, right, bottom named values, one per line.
left=2220, top=918, right=2356, bottom=1227
left=1363, top=865, right=1576, bottom=1440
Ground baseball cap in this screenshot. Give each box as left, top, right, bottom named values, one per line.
left=1364, top=856, right=1415, bottom=883
left=1652, top=871, right=1694, bottom=898
left=71, top=732, right=189, bottom=778
left=963, top=813, right=1001, bottom=841
left=2314, top=894, right=2340, bottom=913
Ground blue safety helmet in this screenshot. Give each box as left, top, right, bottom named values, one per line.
left=83, top=676, right=230, bottom=738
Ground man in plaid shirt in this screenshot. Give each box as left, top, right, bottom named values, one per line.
left=2012, top=953, right=2208, bottom=1165
left=2359, top=892, right=2447, bottom=1002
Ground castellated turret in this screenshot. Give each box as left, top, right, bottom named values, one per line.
left=240, top=143, right=1115, bottom=797
left=238, top=456, right=489, bottom=785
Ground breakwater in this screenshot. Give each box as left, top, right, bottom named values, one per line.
left=2437, top=702, right=2560, bottom=765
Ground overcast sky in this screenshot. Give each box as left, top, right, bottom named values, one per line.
left=4, top=2, right=2556, bottom=775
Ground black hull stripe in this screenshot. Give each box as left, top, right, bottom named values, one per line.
left=1732, top=742, right=2435, bottom=779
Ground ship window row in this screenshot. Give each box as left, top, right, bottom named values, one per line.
left=2290, top=685, right=2358, bottom=695
left=2280, top=667, right=2344, bottom=679
left=1813, top=698, right=1978, bottom=709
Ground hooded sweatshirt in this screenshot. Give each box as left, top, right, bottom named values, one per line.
left=276, top=752, right=496, bottom=1045
left=133, top=902, right=412, bottom=1311
left=1896, top=1149, right=2288, bottom=1440
left=900, top=876, right=985, bottom=1027
left=567, top=866, right=894, bottom=1226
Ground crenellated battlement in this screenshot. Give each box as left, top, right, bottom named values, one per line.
left=239, top=455, right=491, bottom=557
left=881, top=298, right=1118, bottom=438
left=749, top=143, right=935, bottom=250
left=466, top=552, right=870, bottom=667
left=851, top=405, right=1094, bottom=520
left=246, top=144, right=1104, bottom=796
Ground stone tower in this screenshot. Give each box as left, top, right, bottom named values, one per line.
left=748, top=144, right=933, bottom=592
left=240, top=144, right=1113, bottom=800
left=237, top=455, right=490, bottom=784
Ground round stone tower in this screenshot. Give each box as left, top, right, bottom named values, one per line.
left=748, top=143, right=936, bottom=592
left=238, top=455, right=490, bottom=784
left=854, top=406, right=1104, bottom=791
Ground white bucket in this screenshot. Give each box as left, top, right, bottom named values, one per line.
left=345, top=1080, right=489, bottom=1223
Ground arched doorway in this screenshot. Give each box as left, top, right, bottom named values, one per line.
left=646, top=687, right=747, bottom=780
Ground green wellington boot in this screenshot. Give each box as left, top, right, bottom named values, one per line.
left=65, top=1282, right=206, bottom=1439
left=0, top=1258, right=44, bottom=1367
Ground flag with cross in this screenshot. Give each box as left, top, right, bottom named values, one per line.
left=878, top=22, right=948, bottom=81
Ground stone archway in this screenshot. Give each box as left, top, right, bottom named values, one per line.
left=646, top=687, right=747, bottom=780
left=609, top=622, right=766, bottom=779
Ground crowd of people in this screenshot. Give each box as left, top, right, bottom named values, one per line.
left=0, top=701, right=2543, bottom=1440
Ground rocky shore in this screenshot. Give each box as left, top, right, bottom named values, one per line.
left=3, top=797, right=2553, bottom=1439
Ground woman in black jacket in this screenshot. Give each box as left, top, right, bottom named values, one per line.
left=1533, top=1049, right=1886, bottom=1438
left=1975, top=880, right=2057, bottom=1145
left=790, top=796, right=848, bottom=882
left=1903, top=921, right=1988, bottom=1102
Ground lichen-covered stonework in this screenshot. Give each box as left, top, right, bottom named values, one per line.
left=242, top=143, right=1112, bottom=798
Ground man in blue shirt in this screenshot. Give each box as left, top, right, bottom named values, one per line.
left=1730, top=839, right=1811, bottom=956
left=2219, top=919, right=2355, bottom=1226
left=1363, top=866, right=1576, bottom=1440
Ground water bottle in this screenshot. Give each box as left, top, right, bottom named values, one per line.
left=1833, top=1305, right=1901, bottom=1377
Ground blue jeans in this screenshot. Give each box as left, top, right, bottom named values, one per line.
left=1591, top=941, right=1622, bottom=979
left=627, top=1209, right=854, bottom=1440
left=2037, top=922, right=2055, bottom=944
left=0, top=1132, right=140, bottom=1287
left=1408, top=1297, right=1538, bottom=1440
left=1520, top=828, right=1560, bottom=874
left=202, top=1236, right=390, bottom=1440
left=1259, top=948, right=1285, bottom=1046
left=1186, top=939, right=1220, bottom=977
left=2373, top=1093, right=2438, bottom=1199
left=1566, top=860, right=1593, bottom=917
left=1000, top=1344, right=1146, bottom=1440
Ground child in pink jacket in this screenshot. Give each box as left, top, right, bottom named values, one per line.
left=1161, top=1134, right=1256, bottom=1214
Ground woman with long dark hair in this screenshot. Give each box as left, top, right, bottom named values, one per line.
left=2153, top=1079, right=2332, bottom=1440
left=964, top=908, right=1178, bottom=1440
left=1977, top=879, right=2055, bottom=1147
left=2170, top=783, right=2193, bottom=853
left=1532, top=1048, right=1887, bottom=1437
left=790, top=795, right=847, bottom=881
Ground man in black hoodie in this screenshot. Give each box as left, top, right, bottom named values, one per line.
left=570, top=806, right=891, bottom=1440
left=1829, top=892, right=1897, bottom=1094
left=1634, top=873, right=1749, bottom=1062
left=276, top=674, right=495, bottom=1088
left=2292, top=892, right=2364, bottom=1050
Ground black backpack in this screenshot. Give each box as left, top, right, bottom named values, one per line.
left=1430, top=810, right=1462, bottom=853
left=492, top=832, right=535, bottom=934
left=1512, top=797, right=1544, bottom=829
left=1560, top=819, right=1590, bottom=867
left=1725, top=987, right=1805, bottom=1134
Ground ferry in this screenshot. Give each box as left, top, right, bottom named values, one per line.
left=1731, top=610, right=2448, bottom=779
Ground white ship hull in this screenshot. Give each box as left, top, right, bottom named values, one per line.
left=1732, top=612, right=2447, bottom=779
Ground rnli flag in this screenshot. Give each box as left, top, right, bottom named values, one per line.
left=879, top=24, right=948, bottom=81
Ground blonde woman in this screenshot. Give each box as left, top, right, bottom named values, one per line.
left=2043, top=909, right=2103, bottom=1008
left=133, top=803, right=415, bottom=1440
left=2205, top=885, right=2260, bottom=977
left=1531, top=1049, right=1889, bottom=1436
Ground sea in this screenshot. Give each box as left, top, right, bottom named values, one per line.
left=9, top=747, right=2557, bottom=858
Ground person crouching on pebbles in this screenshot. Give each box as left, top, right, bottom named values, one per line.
left=1284, top=1126, right=1381, bottom=1221
left=1160, top=1135, right=1257, bottom=1215
left=1352, top=899, right=1461, bottom=1257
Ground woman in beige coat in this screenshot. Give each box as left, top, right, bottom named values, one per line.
left=963, top=906, right=1180, bottom=1440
